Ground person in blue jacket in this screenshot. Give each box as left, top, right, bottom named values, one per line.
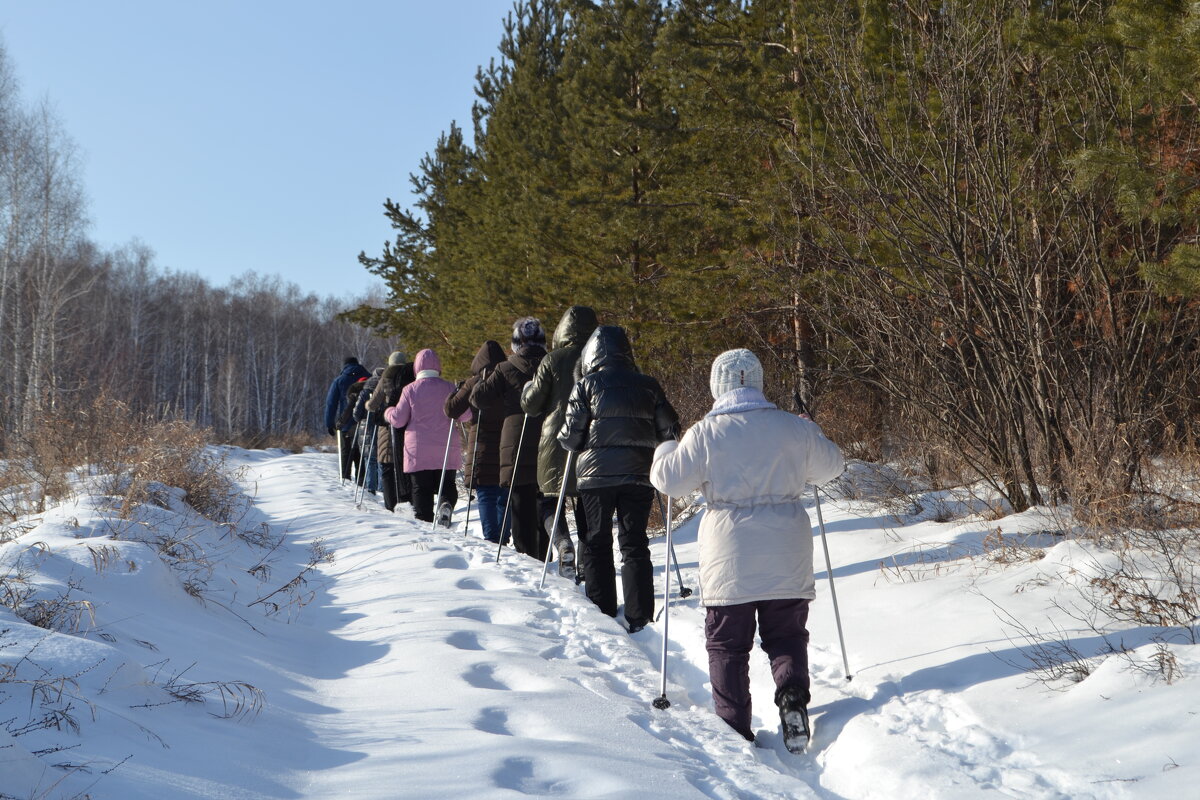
left=325, top=356, right=369, bottom=480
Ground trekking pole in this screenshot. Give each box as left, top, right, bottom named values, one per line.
left=337, top=426, right=346, bottom=485
left=814, top=485, right=852, bottom=682
left=654, top=494, right=692, bottom=600
left=538, top=450, right=576, bottom=589
left=793, top=391, right=852, bottom=682
left=355, top=423, right=378, bottom=508
left=431, top=416, right=457, bottom=532
left=652, top=495, right=675, bottom=710
left=495, top=413, right=528, bottom=563
left=463, top=418, right=479, bottom=535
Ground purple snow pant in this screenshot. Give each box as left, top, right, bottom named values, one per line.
left=704, top=598, right=812, bottom=741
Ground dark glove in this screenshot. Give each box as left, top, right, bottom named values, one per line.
left=455, top=379, right=466, bottom=391
left=327, top=426, right=336, bottom=437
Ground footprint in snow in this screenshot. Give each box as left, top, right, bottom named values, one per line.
left=433, top=554, right=469, bottom=570
left=474, top=707, right=512, bottom=736
left=492, top=757, right=567, bottom=796
left=463, top=663, right=508, bottom=690
left=447, top=630, right=485, bottom=651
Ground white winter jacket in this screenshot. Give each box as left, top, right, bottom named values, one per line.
left=650, top=388, right=844, bottom=607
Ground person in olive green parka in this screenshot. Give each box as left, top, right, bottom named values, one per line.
left=521, top=305, right=598, bottom=574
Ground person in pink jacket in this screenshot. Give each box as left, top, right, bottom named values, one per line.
left=651, top=348, right=843, bottom=751
left=385, top=348, right=472, bottom=525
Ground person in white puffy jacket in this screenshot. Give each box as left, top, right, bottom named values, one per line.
left=650, top=348, right=843, bottom=745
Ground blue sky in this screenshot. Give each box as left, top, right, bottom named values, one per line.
left=0, top=1, right=511, bottom=300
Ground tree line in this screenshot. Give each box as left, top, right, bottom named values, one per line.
left=0, top=43, right=388, bottom=452
left=352, top=0, right=1200, bottom=514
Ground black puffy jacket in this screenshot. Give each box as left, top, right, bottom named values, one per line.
left=557, top=326, right=679, bottom=490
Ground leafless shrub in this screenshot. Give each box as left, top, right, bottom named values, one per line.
left=1130, top=640, right=1181, bottom=686
left=877, top=542, right=972, bottom=583
left=85, top=545, right=120, bottom=575
left=226, top=521, right=280, bottom=550
left=249, top=538, right=334, bottom=618
left=142, top=661, right=264, bottom=720
left=0, top=565, right=35, bottom=615
left=1084, top=537, right=1199, bottom=641
left=989, top=604, right=1104, bottom=688
left=982, top=529, right=1047, bottom=567
left=2, top=393, right=244, bottom=527
left=17, top=580, right=96, bottom=634
left=121, top=422, right=242, bottom=523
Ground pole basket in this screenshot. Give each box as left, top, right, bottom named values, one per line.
left=652, top=695, right=671, bottom=710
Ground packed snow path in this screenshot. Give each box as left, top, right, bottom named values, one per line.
left=227, top=450, right=1187, bottom=799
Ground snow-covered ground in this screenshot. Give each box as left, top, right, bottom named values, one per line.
left=2, top=448, right=1197, bottom=799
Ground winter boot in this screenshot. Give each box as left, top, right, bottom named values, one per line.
left=436, top=502, right=453, bottom=529
left=776, top=685, right=811, bottom=753
left=556, top=538, right=576, bottom=580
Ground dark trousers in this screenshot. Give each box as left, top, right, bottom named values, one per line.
left=579, top=484, right=655, bottom=628
left=705, top=598, right=811, bottom=741
left=380, top=461, right=397, bottom=511
left=410, top=469, right=458, bottom=523
left=540, top=494, right=586, bottom=554
left=338, top=429, right=357, bottom=481
left=392, top=429, right=412, bottom=504
left=509, top=483, right=548, bottom=560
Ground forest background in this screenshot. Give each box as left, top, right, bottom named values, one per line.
left=2, top=0, right=1199, bottom=524
left=351, top=0, right=1200, bottom=521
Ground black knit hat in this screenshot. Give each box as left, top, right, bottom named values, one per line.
left=343, top=356, right=359, bottom=365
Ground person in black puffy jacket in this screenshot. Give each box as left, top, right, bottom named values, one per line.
left=557, top=325, right=679, bottom=633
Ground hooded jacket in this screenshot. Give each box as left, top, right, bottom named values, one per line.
left=385, top=349, right=472, bottom=473
left=557, top=326, right=679, bottom=490
left=324, top=361, right=369, bottom=431
left=521, top=306, right=598, bottom=495
left=366, top=360, right=417, bottom=464
left=445, top=341, right=507, bottom=487
left=650, top=387, right=844, bottom=606
left=470, top=342, right=546, bottom=487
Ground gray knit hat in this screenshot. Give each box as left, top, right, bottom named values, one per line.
left=388, top=351, right=407, bottom=366
left=710, top=348, right=764, bottom=399
left=511, top=316, right=546, bottom=347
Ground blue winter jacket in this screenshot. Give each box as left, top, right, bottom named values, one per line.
left=324, top=362, right=370, bottom=432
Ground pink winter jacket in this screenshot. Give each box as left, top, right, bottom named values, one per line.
left=385, top=349, right=472, bottom=473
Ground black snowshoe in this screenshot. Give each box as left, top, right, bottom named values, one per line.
left=436, top=503, right=453, bottom=529
left=777, top=686, right=812, bottom=753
